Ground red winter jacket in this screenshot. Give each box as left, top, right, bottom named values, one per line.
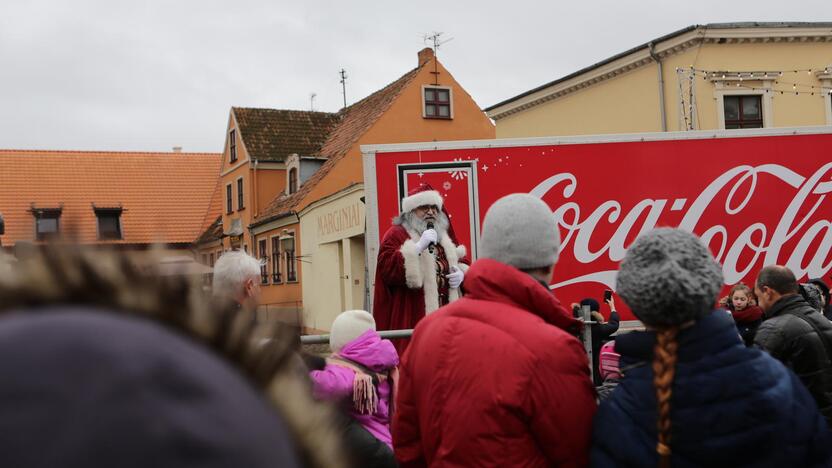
left=393, top=258, right=596, bottom=468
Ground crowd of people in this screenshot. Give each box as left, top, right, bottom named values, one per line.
left=0, top=192, right=831, bottom=467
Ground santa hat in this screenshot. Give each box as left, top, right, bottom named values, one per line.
left=401, top=183, right=443, bottom=213
left=329, top=309, right=376, bottom=353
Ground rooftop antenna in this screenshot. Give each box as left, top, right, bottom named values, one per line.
left=339, top=69, right=348, bottom=109
left=310, top=92, right=317, bottom=111
left=423, top=32, right=454, bottom=85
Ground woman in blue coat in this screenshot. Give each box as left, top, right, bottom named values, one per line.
left=592, top=228, right=831, bottom=468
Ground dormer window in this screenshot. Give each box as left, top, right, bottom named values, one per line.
left=286, top=153, right=301, bottom=195
left=95, top=208, right=123, bottom=240
left=289, top=168, right=298, bottom=194
left=33, top=208, right=61, bottom=240
left=229, top=129, right=237, bottom=163
left=423, top=86, right=452, bottom=119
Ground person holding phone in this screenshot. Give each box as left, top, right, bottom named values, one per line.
left=579, top=291, right=620, bottom=385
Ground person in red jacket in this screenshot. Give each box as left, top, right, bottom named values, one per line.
left=373, top=183, right=469, bottom=355
left=393, top=193, right=596, bottom=468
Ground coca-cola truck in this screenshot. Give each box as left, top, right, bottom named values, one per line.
left=362, top=126, right=832, bottom=327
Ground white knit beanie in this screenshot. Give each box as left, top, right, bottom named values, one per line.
left=329, top=310, right=376, bottom=353
left=480, top=193, right=560, bottom=270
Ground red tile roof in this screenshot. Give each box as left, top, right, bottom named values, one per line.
left=253, top=65, right=423, bottom=225
left=233, top=108, right=341, bottom=162
left=0, top=149, right=222, bottom=246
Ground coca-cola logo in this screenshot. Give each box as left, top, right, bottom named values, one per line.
left=532, top=163, right=832, bottom=289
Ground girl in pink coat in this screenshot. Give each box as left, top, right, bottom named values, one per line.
left=310, top=310, right=399, bottom=449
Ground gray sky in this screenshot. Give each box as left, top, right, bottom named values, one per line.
left=2, top=0, right=830, bottom=152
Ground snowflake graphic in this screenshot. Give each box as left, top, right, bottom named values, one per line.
left=442, top=181, right=452, bottom=191
left=449, top=158, right=468, bottom=180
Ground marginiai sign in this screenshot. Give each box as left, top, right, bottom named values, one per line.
left=362, top=127, right=832, bottom=321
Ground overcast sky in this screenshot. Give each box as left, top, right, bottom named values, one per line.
left=2, top=1, right=830, bottom=152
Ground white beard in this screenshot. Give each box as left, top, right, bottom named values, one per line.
left=398, top=211, right=449, bottom=241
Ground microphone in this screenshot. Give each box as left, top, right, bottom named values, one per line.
left=426, top=222, right=435, bottom=254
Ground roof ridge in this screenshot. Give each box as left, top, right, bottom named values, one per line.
left=337, top=64, right=423, bottom=115
left=486, top=22, right=832, bottom=112
left=232, top=106, right=337, bottom=116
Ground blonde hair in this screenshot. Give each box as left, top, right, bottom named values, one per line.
left=728, top=283, right=754, bottom=310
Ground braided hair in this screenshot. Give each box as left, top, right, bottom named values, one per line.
left=652, top=327, right=680, bottom=468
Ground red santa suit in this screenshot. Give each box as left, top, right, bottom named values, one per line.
left=373, top=186, right=469, bottom=354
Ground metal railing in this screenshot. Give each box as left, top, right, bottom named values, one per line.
left=301, top=329, right=414, bottom=345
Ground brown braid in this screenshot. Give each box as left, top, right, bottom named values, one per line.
left=653, top=326, right=680, bottom=468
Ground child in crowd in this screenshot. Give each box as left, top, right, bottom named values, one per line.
left=725, top=283, right=763, bottom=346
left=596, top=340, right=621, bottom=402
left=310, top=310, right=399, bottom=466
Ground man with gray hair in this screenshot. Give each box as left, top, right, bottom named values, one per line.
left=393, top=193, right=594, bottom=467
left=754, top=265, right=832, bottom=425
left=212, top=250, right=263, bottom=310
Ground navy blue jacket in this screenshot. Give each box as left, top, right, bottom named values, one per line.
left=592, top=310, right=831, bottom=468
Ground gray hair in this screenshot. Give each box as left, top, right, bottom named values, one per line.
left=212, top=250, right=262, bottom=298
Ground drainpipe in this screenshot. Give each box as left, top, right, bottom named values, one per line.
left=648, top=42, right=667, bottom=132
left=252, top=158, right=259, bottom=217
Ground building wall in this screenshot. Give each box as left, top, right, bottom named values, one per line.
left=252, top=221, right=304, bottom=325
left=299, top=186, right=365, bottom=332
left=254, top=167, right=286, bottom=221
left=494, top=40, right=832, bottom=138
left=219, top=115, right=290, bottom=252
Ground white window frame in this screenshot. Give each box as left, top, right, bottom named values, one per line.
left=257, top=237, right=269, bottom=285
left=817, top=67, right=832, bottom=125
left=712, top=78, right=773, bottom=130
left=281, top=230, right=298, bottom=283
left=421, top=85, right=454, bottom=119
left=270, top=234, right=283, bottom=284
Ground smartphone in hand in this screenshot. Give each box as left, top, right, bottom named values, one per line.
left=603, top=289, right=613, bottom=302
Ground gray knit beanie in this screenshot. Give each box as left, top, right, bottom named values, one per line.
left=480, top=194, right=560, bottom=270
left=616, top=228, right=723, bottom=327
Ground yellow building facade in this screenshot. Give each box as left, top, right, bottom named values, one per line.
left=487, top=23, right=832, bottom=136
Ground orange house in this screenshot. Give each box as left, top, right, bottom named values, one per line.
left=0, top=149, right=221, bottom=262
left=195, top=109, right=338, bottom=275
left=225, top=48, right=496, bottom=330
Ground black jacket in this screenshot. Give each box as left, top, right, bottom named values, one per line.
left=591, top=311, right=620, bottom=385
left=755, top=294, right=832, bottom=425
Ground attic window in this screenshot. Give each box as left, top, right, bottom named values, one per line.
left=95, top=208, right=123, bottom=240
left=33, top=208, right=61, bottom=241
left=423, top=86, right=452, bottom=119
left=229, top=129, right=237, bottom=163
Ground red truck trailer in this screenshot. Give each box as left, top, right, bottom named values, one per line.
left=362, top=126, right=832, bottom=327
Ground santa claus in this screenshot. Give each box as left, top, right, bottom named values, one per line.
left=373, top=184, right=469, bottom=353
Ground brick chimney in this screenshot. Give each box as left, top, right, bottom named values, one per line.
left=418, top=47, right=434, bottom=66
